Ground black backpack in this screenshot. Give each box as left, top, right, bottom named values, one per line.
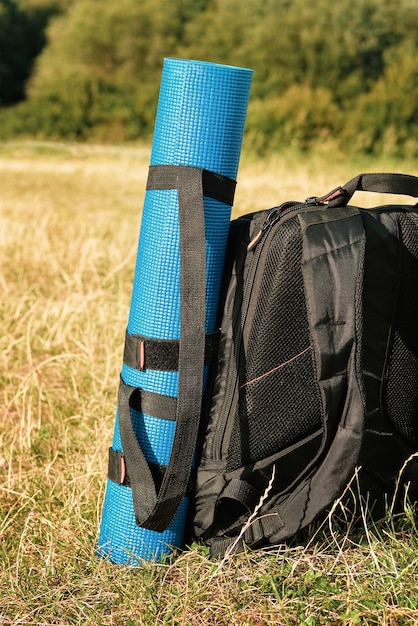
left=190, top=172, right=418, bottom=556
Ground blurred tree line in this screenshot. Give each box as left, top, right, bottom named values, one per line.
left=0, top=0, right=417, bottom=156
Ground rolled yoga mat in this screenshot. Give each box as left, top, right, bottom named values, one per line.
left=97, top=58, right=252, bottom=565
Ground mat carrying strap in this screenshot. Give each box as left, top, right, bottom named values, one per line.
left=111, top=165, right=236, bottom=533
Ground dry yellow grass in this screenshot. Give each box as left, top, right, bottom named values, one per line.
left=1, top=141, right=417, bottom=625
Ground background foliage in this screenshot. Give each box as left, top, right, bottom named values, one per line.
left=0, top=0, right=417, bottom=155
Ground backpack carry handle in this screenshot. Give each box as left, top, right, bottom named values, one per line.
left=320, top=173, right=418, bottom=208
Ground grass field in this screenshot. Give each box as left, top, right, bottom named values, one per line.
left=1, top=141, right=417, bottom=625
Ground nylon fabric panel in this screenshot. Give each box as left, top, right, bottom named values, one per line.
left=360, top=210, right=398, bottom=434
left=300, top=209, right=364, bottom=383
left=299, top=209, right=365, bottom=446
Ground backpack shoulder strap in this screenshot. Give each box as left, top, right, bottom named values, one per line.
left=263, top=207, right=367, bottom=542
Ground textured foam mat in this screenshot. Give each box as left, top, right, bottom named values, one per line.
left=98, top=58, right=252, bottom=565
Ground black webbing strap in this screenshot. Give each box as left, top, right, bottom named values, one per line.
left=208, top=510, right=285, bottom=558
left=118, top=164, right=236, bottom=532
left=218, top=478, right=260, bottom=512
left=123, top=329, right=220, bottom=371
left=321, top=173, right=418, bottom=208
left=108, top=447, right=166, bottom=488
left=147, top=165, right=236, bottom=205
left=107, top=446, right=196, bottom=494
left=109, top=385, right=177, bottom=485
left=118, top=380, right=160, bottom=524
left=130, top=386, right=177, bottom=421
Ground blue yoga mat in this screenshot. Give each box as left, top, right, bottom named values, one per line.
left=98, top=58, right=252, bottom=565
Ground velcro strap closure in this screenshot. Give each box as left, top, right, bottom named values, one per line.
left=107, top=447, right=194, bottom=495
left=123, top=329, right=220, bottom=371
left=147, top=165, right=237, bottom=205
left=108, top=448, right=127, bottom=485
left=107, top=448, right=165, bottom=488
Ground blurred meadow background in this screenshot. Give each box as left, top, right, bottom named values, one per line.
left=1, top=0, right=417, bottom=624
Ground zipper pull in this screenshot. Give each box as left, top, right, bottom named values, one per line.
left=246, top=196, right=326, bottom=252
left=304, top=196, right=326, bottom=206
left=247, top=202, right=299, bottom=251
left=247, top=207, right=279, bottom=251
left=247, top=228, right=264, bottom=251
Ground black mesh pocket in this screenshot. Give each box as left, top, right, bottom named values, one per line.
left=227, top=219, right=322, bottom=471
left=385, top=213, right=418, bottom=446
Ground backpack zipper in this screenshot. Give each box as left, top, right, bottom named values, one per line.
left=248, top=197, right=325, bottom=252
left=212, top=197, right=324, bottom=460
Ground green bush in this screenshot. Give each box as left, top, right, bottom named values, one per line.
left=0, top=74, right=158, bottom=142
left=342, top=44, right=418, bottom=157
left=9, top=0, right=184, bottom=141
left=246, top=85, right=342, bottom=152
left=23, top=70, right=101, bottom=139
